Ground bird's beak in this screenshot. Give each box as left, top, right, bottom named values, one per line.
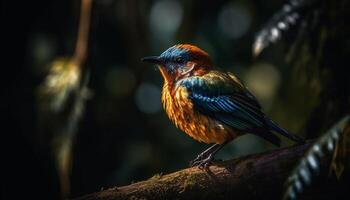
left=142, top=56, right=172, bottom=82
left=141, top=56, right=163, bottom=65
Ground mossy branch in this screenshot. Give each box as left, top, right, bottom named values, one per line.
left=75, top=118, right=350, bottom=200
left=74, top=140, right=347, bottom=200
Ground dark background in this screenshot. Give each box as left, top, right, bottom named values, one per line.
left=3, top=0, right=349, bottom=199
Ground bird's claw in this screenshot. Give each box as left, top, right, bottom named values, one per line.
left=189, top=150, right=210, bottom=166
left=190, top=155, right=214, bottom=169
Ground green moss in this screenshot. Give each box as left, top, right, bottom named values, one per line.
left=180, top=173, right=208, bottom=193
left=148, top=173, right=163, bottom=181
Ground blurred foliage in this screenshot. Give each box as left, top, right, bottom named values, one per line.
left=253, top=0, right=320, bottom=57
left=283, top=115, right=349, bottom=200
left=38, top=58, right=81, bottom=112
left=36, top=57, right=91, bottom=198
left=4, top=0, right=349, bottom=199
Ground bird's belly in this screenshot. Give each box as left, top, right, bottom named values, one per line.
left=177, top=108, right=236, bottom=144
left=162, top=86, right=240, bottom=144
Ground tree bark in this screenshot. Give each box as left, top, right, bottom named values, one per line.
left=75, top=141, right=350, bottom=200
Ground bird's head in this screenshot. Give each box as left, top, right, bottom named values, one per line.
left=142, top=44, right=213, bottom=83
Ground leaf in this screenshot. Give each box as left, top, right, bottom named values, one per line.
left=330, top=124, right=350, bottom=179
left=283, top=115, right=350, bottom=200
left=253, top=0, right=321, bottom=57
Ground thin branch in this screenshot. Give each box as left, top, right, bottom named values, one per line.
left=73, top=0, right=92, bottom=66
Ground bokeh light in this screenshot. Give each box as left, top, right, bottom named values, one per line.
left=105, top=67, right=136, bottom=98
left=218, top=2, right=252, bottom=39
left=29, top=33, right=56, bottom=72
left=149, top=0, right=183, bottom=47
left=135, top=82, right=161, bottom=114
left=244, top=62, right=281, bottom=109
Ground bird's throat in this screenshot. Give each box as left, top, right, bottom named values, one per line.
left=158, top=65, right=174, bottom=85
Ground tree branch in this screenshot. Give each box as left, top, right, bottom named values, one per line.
left=73, top=0, right=92, bottom=66
left=76, top=141, right=348, bottom=200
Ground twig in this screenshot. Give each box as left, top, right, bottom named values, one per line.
left=73, top=0, right=92, bottom=66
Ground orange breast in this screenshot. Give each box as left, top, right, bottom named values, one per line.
left=161, top=83, right=240, bottom=144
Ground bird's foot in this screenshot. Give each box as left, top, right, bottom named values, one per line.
left=189, top=152, right=210, bottom=167
left=190, top=154, right=215, bottom=169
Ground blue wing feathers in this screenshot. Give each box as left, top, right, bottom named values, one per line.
left=190, top=93, right=264, bottom=130
left=220, top=117, right=250, bottom=130
left=180, top=74, right=303, bottom=145
left=267, top=119, right=305, bottom=144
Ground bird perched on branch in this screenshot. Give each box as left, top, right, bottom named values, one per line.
left=142, top=44, right=304, bottom=168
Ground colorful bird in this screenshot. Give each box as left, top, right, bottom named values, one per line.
left=142, top=44, right=304, bottom=168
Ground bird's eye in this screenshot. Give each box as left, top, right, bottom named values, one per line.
left=175, top=57, right=184, bottom=63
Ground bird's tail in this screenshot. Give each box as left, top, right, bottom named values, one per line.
left=266, top=118, right=305, bottom=144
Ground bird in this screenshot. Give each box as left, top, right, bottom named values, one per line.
left=142, top=44, right=304, bottom=168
